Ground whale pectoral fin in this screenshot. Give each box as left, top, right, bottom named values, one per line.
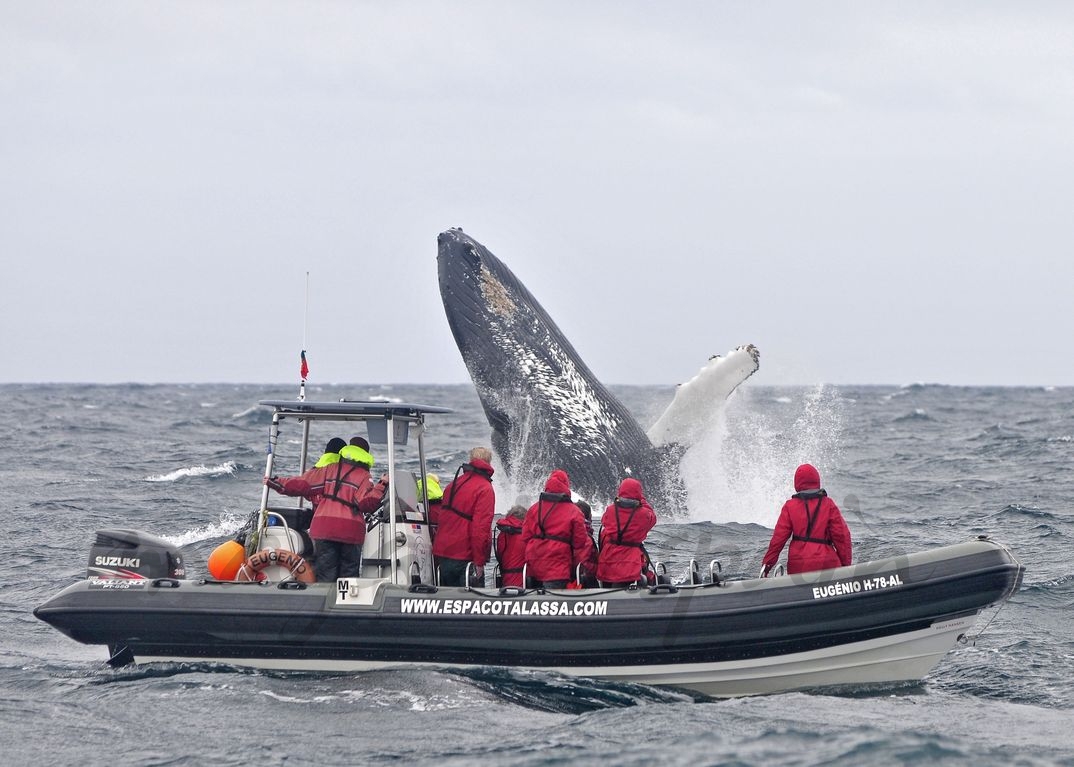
left=646, top=344, right=760, bottom=447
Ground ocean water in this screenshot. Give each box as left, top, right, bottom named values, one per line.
left=3, top=382, right=1072, bottom=766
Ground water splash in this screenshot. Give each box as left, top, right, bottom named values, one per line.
left=491, top=393, right=563, bottom=511
left=494, top=385, right=848, bottom=524
left=145, top=461, right=238, bottom=482
left=161, top=512, right=247, bottom=547
left=683, top=385, right=846, bottom=526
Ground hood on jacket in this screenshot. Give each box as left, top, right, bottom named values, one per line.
left=544, top=469, right=570, bottom=495
left=417, top=473, right=443, bottom=502
left=466, top=458, right=495, bottom=479
left=340, top=443, right=374, bottom=468
left=794, top=463, right=821, bottom=492
left=616, top=477, right=645, bottom=503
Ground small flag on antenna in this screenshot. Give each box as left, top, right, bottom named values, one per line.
left=300, top=350, right=309, bottom=381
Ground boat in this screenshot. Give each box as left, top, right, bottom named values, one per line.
left=34, top=397, right=1024, bottom=698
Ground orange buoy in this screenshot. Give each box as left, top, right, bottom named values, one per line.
left=235, top=548, right=316, bottom=584
left=207, top=540, right=246, bottom=580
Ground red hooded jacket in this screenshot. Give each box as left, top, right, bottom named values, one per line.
left=762, top=464, right=852, bottom=575
left=597, top=478, right=657, bottom=584
left=267, top=447, right=343, bottom=509
left=275, top=466, right=330, bottom=505
left=306, top=455, right=386, bottom=545
left=495, top=512, right=526, bottom=587
left=521, top=470, right=594, bottom=583
left=432, top=459, right=496, bottom=568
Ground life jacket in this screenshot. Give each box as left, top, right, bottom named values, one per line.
left=322, top=460, right=375, bottom=515
left=532, top=492, right=574, bottom=547
left=309, top=456, right=384, bottom=545
left=431, top=460, right=496, bottom=567
left=495, top=515, right=526, bottom=587
left=521, top=473, right=593, bottom=583
left=612, top=498, right=645, bottom=548
left=596, top=492, right=657, bottom=584
left=790, top=490, right=833, bottom=546
left=313, top=450, right=341, bottom=469
left=440, top=463, right=492, bottom=521
left=762, top=488, right=853, bottom=575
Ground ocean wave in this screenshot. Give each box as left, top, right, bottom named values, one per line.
left=1018, top=569, right=1073, bottom=591
left=893, top=409, right=934, bottom=423
left=992, top=504, right=1057, bottom=521
left=145, top=461, right=238, bottom=483
left=450, top=666, right=698, bottom=713
left=160, top=512, right=247, bottom=547
left=969, top=424, right=1024, bottom=441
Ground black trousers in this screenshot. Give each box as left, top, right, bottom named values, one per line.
left=437, top=557, right=484, bottom=587
left=531, top=579, right=569, bottom=589
left=313, top=539, right=361, bottom=582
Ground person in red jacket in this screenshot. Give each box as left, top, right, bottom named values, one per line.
left=521, top=469, right=594, bottom=589
left=264, top=437, right=347, bottom=530
left=761, top=463, right=852, bottom=576
left=494, top=505, right=527, bottom=588
left=306, top=438, right=389, bottom=582
left=574, top=500, right=599, bottom=588
left=596, top=478, right=657, bottom=587
left=432, top=447, right=496, bottom=586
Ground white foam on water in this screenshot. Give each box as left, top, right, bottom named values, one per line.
left=162, top=511, right=247, bottom=547
left=145, top=461, right=238, bottom=482
left=682, top=385, right=846, bottom=526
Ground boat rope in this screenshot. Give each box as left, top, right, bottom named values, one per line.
left=964, top=600, right=1009, bottom=646
left=965, top=542, right=1024, bottom=645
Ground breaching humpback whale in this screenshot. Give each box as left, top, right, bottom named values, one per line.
left=437, top=227, right=759, bottom=509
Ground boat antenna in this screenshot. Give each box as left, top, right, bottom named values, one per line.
left=298, top=271, right=310, bottom=402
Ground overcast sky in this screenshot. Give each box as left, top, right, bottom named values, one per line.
left=4, top=2, right=1072, bottom=387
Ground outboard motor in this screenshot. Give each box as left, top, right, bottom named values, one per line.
left=87, top=529, right=186, bottom=580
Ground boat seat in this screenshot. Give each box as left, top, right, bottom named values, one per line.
left=260, top=512, right=312, bottom=557
left=264, top=504, right=313, bottom=533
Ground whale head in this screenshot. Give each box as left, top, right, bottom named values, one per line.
left=437, top=228, right=676, bottom=507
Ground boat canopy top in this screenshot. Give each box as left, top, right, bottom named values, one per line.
left=259, top=399, right=453, bottom=420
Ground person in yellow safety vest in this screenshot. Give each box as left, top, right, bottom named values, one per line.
left=416, top=473, right=444, bottom=539
left=305, top=437, right=389, bottom=581
left=264, top=436, right=346, bottom=531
